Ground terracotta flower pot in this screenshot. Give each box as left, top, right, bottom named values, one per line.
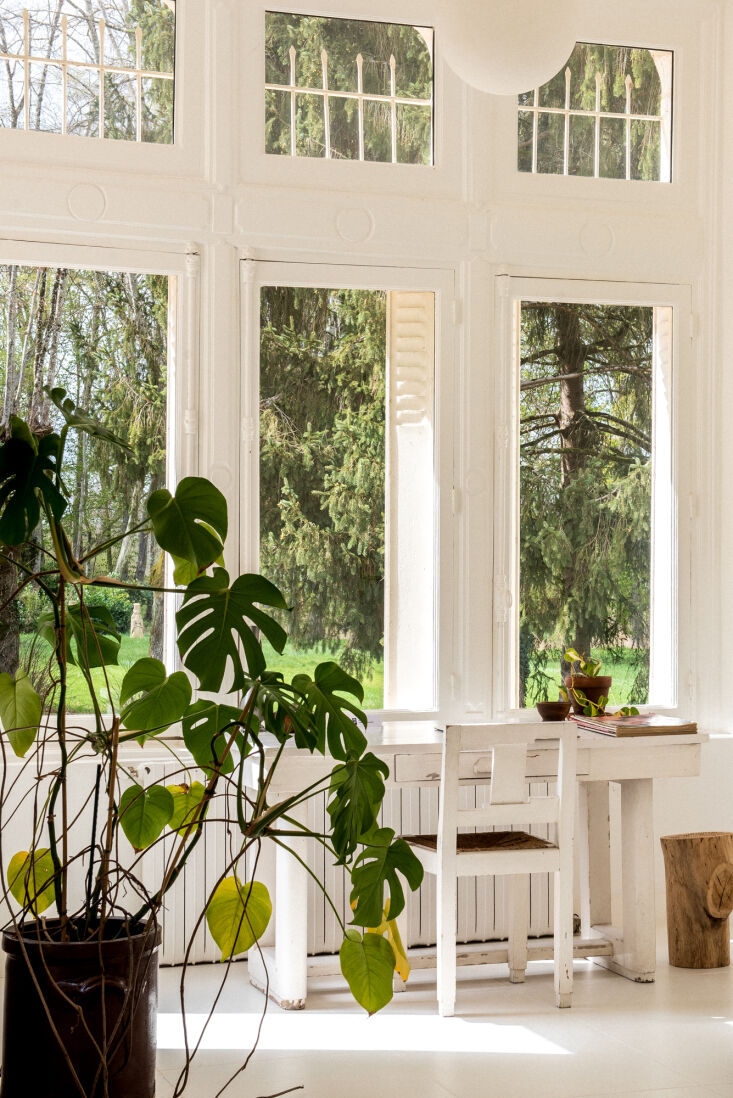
left=536, top=700, right=571, bottom=721
left=0, top=918, right=161, bottom=1098
left=564, top=674, right=613, bottom=715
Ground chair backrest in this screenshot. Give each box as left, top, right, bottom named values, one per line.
left=438, top=722, right=577, bottom=850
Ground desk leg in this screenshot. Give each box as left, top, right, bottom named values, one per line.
left=593, top=778, right=656, bottom=983
left=248, top=799, right=309, bottom=1009
left=578, top=781, right=612, bottom=938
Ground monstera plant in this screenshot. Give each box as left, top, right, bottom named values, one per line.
left=0, top=391, right=423, bottom=1098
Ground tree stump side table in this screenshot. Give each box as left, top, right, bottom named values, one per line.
left=660, top=832, right=733, bottom=968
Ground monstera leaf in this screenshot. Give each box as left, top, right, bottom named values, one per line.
left=120, top=658, right=192, bottom=736
left=181, top=700, right=244, bottom=774
left=8, top=849, right=55, bottom=915
left=46, top=387, right=133, bottom=451
left=292, top=662, right=367, bottom=761
left=206, top=877, right=271, bottom=960
left=349, top=827, right=424, bottom=928
left=0, top=670, right=42, bottom=757
left=39, top=603, right=121, bottom=670
left=339, top=930, right=395, bottom=1015
left=327, top=752, right=389, bottom=861
left=176, top=569, right=288, bottom=689
left=148, top=477, right=227, bottom=584
left=0, top=421, right=65, bottom=545
left=119, top=784, right=174, bottom=851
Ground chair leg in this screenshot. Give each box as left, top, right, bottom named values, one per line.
left=553, top=864, right=574, bottom=1008
left=436, top=869, right=457, bottom=1016
left=506, top=874, right=529, bottom=983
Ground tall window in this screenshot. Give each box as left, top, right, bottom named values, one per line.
left=518, top=43, right=672, bottom=182
left=265, top=12, right=433, bottom=164
left=0, top=1, right=175, bottom=141
left=517, top=299, right=674, bottom=709
left=0, top=264, right=170, bottom=711
left=258, top=283, right=436, bottom=711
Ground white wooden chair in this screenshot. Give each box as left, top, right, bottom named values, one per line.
left=403, top=722, right=578, bottom=1016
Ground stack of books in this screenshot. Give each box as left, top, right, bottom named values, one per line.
left=572, top=712, right=697, bottom=737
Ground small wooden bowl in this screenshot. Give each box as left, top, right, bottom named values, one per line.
left=536, top=700, right=571, bottom=722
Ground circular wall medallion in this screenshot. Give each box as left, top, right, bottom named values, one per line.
left=335, top=207, right=375, bottom=244
left=579, top=221, right=614, bottom=258
left=67, top=183, right=107, bottom=222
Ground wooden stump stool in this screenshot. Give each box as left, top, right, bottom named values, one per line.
left=660, top=832, right=733, bottom=968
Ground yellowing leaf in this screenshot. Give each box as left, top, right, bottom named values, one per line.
left=167, top=781, right=205, bottom=832
left=8, top=849, right=55, bottom=914
left=206, top=877, right=271, bottom=960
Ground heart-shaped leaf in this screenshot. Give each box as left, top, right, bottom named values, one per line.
left=8, top=849, right=55, bottom=915
left=119, top=784, right=174, bottom=851
left=0, top=423, right=66, bottom=545
left=0, top=670, right=42, bottom=757
left=350, top=827, right=424, bottom=927
left=148, top=478, right=228, bottom=581
left=120, top=658, right=192, bottom=735
left=339, top=930, right=394, bottom=1015
left=176, top=569, right=288, bottom=689
left=167, top=781, right=206, bottom=832
left=182, top=700, right=243, bottom=775
left=327, top=752, right=389, bottom=861
left=206, top=877, right=271, bottom=960
left=292, top=661, right=367, bottom=761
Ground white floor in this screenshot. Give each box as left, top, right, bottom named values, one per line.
left=153, top=932, right=733, bottom=1098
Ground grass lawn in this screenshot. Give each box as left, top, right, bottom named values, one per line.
left=22, top=635, right=385, bottom=714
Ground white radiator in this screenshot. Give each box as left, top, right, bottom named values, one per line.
left=0, top=754, right=555, bottom=965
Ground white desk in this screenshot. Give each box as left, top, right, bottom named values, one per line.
left=246, top=721, right=706, bottom=1009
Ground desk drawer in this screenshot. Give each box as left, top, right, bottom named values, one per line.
left=393, top=748, right=588, bottom=783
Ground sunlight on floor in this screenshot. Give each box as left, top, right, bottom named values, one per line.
left=157, top=1011, right=571, bottom=1055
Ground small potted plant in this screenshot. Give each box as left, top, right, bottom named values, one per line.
left=536, top=681, right=571, bottom=722
left=563, top=647, right=613, bottom=714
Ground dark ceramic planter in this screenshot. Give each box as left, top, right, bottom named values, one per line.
left=536, top=700, right=571, bottom=721
left=564, top=674, right=613, bottom=714
left=0, top=919, right=161, bottom=1098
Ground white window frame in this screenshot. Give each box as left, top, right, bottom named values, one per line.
left=492, top=275, right=693, bottom=719
left=239, top=257, right=456, bottom=720
left=0, top=2, right=205, bottom=176
left=240, top=1, right=465, bottom=198
left=0, top=235, right=199, bottom=708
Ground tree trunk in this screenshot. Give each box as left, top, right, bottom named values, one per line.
left=661, top=832, right=733, bottom=968
left=2, top=265, right=18, bottom=432
left=0, top=555, right=20, bottom=676
left=114, top=482, right=142, bottom=580
left=557, top=306, right=593, bottom=658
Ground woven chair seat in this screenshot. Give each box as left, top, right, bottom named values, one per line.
left=403, top=830, right=556, bottom=853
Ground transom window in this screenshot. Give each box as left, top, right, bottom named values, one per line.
left=518, top=42, right=672, bottom=182
left=265, top=12, right=433, bottom=164
left=0, top=1, right=175, bottom=142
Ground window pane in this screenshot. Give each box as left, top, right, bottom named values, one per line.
left=328, top=96, right=359, bottom=159
left=535, top=112, right=564, bottom=175
left=517, top=110, right=533, bottom=172
left=518, top=302, right=653, bottom=709
left=0, top=265, right=170, bottom=713
left=0, top=61, right=24, bottom=128
left=265, top=87, right=292, bottom=155
left=568, top=114, right=595, bottom=176
left=260, top=288, right=387, bottom=708
left=295, top=92, right=325, bottom=156
left=630, top=119, right=661, bottom=182
left=264, top=12, right=433, bottom=165
left=259, top=286, right=436, bottom=711
left=599, top=116, right=626, bottom=179
left=0, top=1, right=175, bottom=143
left=518, top=42, right=672, bottom=182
